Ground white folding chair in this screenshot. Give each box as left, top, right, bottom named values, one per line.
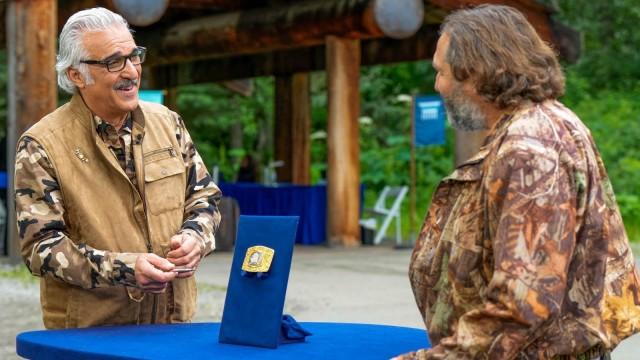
left=359, top=185, right=408, bottom=246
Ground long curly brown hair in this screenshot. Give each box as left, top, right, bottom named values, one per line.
left=441, top=5, right=565, bottom=109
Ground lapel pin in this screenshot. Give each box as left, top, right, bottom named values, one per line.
left=74, top=148, right=89, bottom=163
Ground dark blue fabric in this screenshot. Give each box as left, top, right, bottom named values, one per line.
left=17, top=322, right=431, bottom=360
left=279, top=314, right=312, bottom=344
left=219, top=215, right=299, bottom=348
left=219, top=182, right=327, bottom=245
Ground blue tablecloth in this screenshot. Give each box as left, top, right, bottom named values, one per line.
left=219, top=182, right=328, bottom=245
left=0, top=171, right=7, bottom=189
left=17, top=322, right=431, bottom=360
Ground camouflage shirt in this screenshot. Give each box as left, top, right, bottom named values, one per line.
left=95, top=114, right=136, bottom=185
left=15, top=110, right=221, bottom=289
left=404, top=100, right=640, bottom=359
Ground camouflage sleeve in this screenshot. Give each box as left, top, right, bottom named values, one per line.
left=15, top=136, right=138, bottom=288
left=433, top=138, right=575, bottom=359
left=173, top=113, right=222, bottom=257
left=393, top=349, right=430, bottom=359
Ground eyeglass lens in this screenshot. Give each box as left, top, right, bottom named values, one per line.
left=107, top=48, right=146, bottom=72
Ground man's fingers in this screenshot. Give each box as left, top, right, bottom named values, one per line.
left=167, top=234, right=197, bottom=259
left=136, top=254, right=176, bottom=284
left=169, top=234, right=183, bottom=250
left=167, top=246, right=188, bottom=259
left=145, top=253, right=176, bottom=272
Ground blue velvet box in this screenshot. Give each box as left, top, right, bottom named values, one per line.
left=219, top=215, right=299, bottom=348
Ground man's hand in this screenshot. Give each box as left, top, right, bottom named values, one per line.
left=135, top=253, right=176, bottom=293
left=166, top=232, right=202, bottom=278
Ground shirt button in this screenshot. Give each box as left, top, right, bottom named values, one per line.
left=161, top=169, right=168, bottom=175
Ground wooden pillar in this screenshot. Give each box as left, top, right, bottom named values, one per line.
left=454, top=130, right=487, bottom=166
left=274, top=73, right=311, bottom=185
left=164, top=87, right=178, bottom=112
left=326, top=36, right=360, bottom=247
left=6, top=0, right=57, bottom=261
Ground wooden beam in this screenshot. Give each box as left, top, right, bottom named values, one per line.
left=150, top=25, right=440, bottom=86
left=326, top=36, right=361, bottom=247
left=6, top=0, right=58, bottom=261
left=167, top=0, right=270, bottom=11
left=154, top=0, right=423, bottom=64
left=274, top=73, right=311, bottom=185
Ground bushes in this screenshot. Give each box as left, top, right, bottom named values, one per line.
left=563, top=84, right=640, bottom=240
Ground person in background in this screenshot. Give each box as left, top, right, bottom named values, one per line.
left=236, top=154, right=258, bottom=183
left=14, top=7, right=221, bottom=328
left=398, top=5, right=640, bottom=359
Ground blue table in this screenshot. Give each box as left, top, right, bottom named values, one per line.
left=219, top=182, right=328, bottom=245
left=17, top=322, right=431, bottom=359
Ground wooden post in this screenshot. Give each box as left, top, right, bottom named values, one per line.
left=454, top=130, right=487, bottom=166
left=6, top=0, right=58, bottom=261
left=326, top=36, right=360, bottom=247
left=409, top=97, right=417, bottom=244
left=274, top=73, right=311, bottom=185
left=164, top=87, right=178, bottom=112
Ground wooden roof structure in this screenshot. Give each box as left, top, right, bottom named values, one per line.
left=2, top=0, right=579, bottom=258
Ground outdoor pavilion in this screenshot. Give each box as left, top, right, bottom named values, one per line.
left=1, top=0, right=579, bottom=261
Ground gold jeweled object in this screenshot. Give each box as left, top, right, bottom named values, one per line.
left=241, top=245, right=275, bottom=273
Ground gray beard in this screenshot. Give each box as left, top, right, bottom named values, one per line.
left=443, top=87, right=487, bottom=131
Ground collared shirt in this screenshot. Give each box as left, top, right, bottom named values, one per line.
left=94, top=114, right=136, bottom=186
left=15, top=111, right=220, bottom=289
left=403, top=100, right=640, bottom=359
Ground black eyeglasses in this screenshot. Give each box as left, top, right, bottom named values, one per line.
left=80, top=46, right=146, bottom=72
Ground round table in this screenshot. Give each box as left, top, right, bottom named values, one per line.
left=17, top=322, right=430, bottom=359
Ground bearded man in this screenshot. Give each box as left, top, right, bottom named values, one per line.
left=400, top=5, right=640, bottom=359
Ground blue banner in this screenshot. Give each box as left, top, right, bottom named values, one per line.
left=138, top=90, right=164, bottom=104
left=414, top=95, right=445, bottom=146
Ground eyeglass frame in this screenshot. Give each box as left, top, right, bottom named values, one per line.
left=79, top=46, right=147, bottom=73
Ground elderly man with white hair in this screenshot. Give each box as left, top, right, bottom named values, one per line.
left=14, top=7, right=221, bottom=328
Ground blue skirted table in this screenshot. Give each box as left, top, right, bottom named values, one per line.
left=219, top=182, right=328, bottom=245
left=17, top=322, right=431, bottom=359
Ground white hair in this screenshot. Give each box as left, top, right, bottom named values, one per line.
left=56, top=7, right=131, bottom=94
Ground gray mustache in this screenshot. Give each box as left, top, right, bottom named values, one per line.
left=114, top=79, right=138, bottom=90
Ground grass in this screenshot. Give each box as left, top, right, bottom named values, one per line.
left=197, top=283, right=227, bottom=293
left=0, top=264, right=37, bottom=283
left=630, top=242, right=640, bottom=258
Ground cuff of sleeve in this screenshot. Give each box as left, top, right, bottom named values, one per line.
left=110, top=252, right=139, bottom=287
left=394, top=349, right=428, bottom=360
left=179, top=228, right=215, bottom=258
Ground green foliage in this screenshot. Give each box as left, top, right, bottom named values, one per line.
left=554, top=0, right=640, bottom=93
left=176, top=78, right=274, bottom=181
left=562, top=86, right=640, bottom=240
left=359, top=62, right=447, bottom=190
left=0, top=265, right=36, bottom=283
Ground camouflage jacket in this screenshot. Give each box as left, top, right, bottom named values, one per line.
left=405, top=100, right=640, bottom=359
left=15, top=100, right=221, bottom=290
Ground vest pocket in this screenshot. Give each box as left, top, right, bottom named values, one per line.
left=66, top=286, right=141, bottom=327
left=144, top=148, right=185, bottom=215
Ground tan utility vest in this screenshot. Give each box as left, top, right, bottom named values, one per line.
left=22, top=95, right=197, bottom=328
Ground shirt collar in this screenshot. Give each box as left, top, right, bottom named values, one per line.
left=94, top=114, right=133, bottom=141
